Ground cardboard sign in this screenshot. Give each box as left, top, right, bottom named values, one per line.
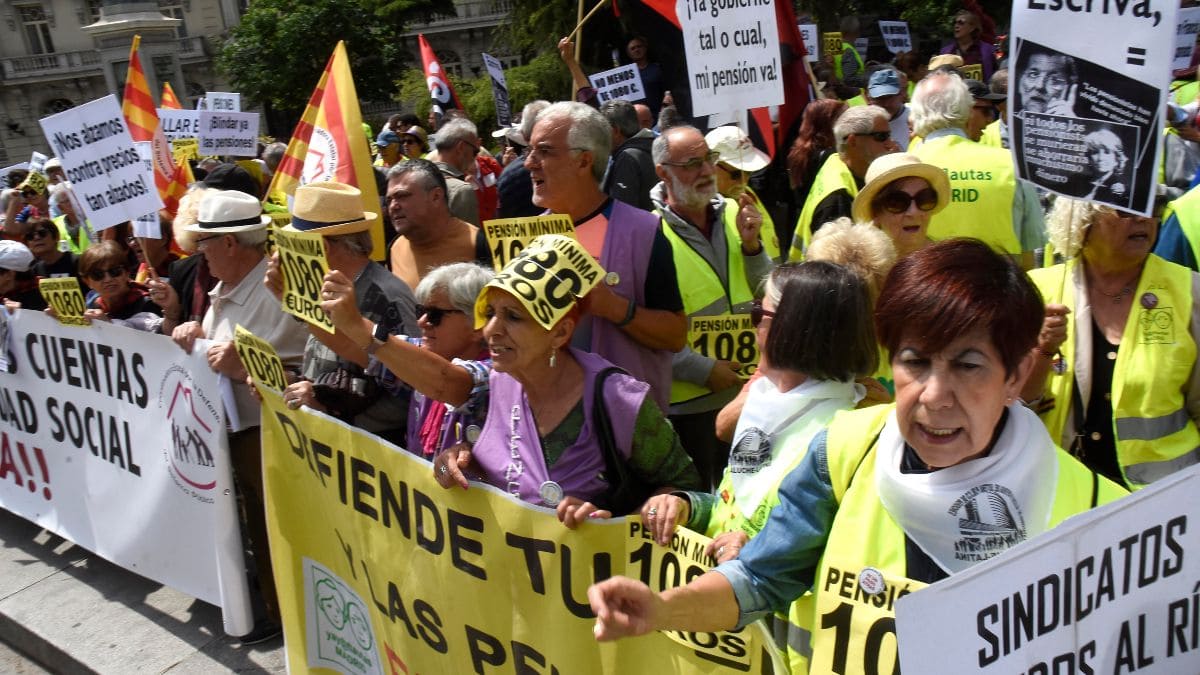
left=198, top=111, right=259, bottom=157
left=39, top=95, right=163, bottom=232
left=798, top=24, right=820, bottom=62
left=961, top=63, right=984, bottom=81
left=38, top=277, right=88, bottom=326
left=688, top=313, right=759, bottom=376
left=481, top=52, right=512, bottom=128
left=19, top=171, right=47, bottom=195
left=158, top=109, right=201, bottom=142
left=29, top=151, right=48, bottom=174
left=273, top=228, right=334, bottom=332
left=206, top=92, right=241, bottom=112
left=679, top=0, right=785, bottom=117
left=481, top=214, right=577, bottom=271
left=879, top=21, right=912, bottom=54
left=476, top=234, right=603, bottom=330
left=823, top=32, right=843, bottom=60
left=234, top=324, right=289, bottom=391
left=171, top=138, right=199, bottom=163
left=1174, top=7, right=1200, bottom=73
left=588, top=64, right=648, bottom=104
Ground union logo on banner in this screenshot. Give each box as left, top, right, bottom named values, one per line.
left=158, top=364, right=222, bottom=503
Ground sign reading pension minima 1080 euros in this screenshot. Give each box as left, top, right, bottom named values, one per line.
left=39, top=95, right=163, bottom=232
left=677, top=0, right=784, bottom=117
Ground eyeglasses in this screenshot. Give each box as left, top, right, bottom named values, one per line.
left=87, top=266, right=125, bottom=281
left=402, top=138, right=421, bottom=146
left=24, top=228, right=52, bottom=241
left=850, top=131, right=892, bottom=142
left=750, top=299, right=775, bottom=327
left=875, top=187, right=940, bottom=214
left=526, top=144, right=587, bottom=163
left=195, top=235, right=223, bottom=248
left=719, top=164, right=744, bottom=180
left=460, top=139, right=481, bottom=156
left=663, top=151, right=720, bottom=171
left=416, top=304, right=464, bottom=326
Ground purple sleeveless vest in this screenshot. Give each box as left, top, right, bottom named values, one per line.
left=586, top=200, right=672, bottom=411
left=471, top=349, right=646, bottom=506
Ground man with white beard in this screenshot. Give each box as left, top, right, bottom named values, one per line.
left=649, top=125, right=774, bottom=490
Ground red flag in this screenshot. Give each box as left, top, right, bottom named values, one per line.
left=418, top=35, right=462, bottom=128
left=748, top=0, right=812, bottom=159
left=637, top=0, right=678, bottom=27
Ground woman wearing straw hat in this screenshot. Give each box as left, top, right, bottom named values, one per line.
left=851, top=153, right=950, bottom=258
left=1024, top=197, right=1200, bottom=489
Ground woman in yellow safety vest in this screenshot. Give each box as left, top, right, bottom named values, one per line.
left=587, top=240, right=1127, bottom=673
left=1025, top=197, right=1200, bottom=489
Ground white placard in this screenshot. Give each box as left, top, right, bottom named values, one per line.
left=854, top=37, right=868, bottom=59
left=897, top=465, right=1200, bottom=674
left=481, top=52, right=512, bottom=128
left=677, top=0, right=784, bottom=117
left=158, top=109, right=200, bottom=141
left=198, top=111, right=259, bottom=157
left=206, top=91, right=241, bottom=112
left=588, top=64, right=648, bottom=104
left=0, top=163, right=30, bottom=187
left=798, top=24, right=820, bottom=62
left=1009, top=0, right=1177, bottom=216
left=879, top=21, right=912, bottom=55
left=39, top=95, right=163, bottom=232
left=28, top=151, right=48, bottom=174
left=1174, top=7, right=1200, bottom=73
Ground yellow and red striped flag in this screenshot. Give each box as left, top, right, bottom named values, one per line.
left=160, top=81, right=183, bottom=110
left=162, top=155, right=194, bottom=218
left=266, top=41, right=383, bottom=259
left=121, top=35, right=173, bottom=201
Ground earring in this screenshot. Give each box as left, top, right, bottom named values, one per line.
left=549, top=350, right=557, bottom=368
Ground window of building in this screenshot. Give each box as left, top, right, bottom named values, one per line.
left=85, top=0, right=103, bottom=24
left=18, top=5, right=55, bottom=55
left=157, top=0, right=187, bottom=37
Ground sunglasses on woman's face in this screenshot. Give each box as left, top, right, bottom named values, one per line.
left=87, top=266, right=125, bottom=281
left=875, top=187, right=939, bottom=215
left=415, top=304, right=463, bottom=327
left=750, top=299, right=775, bottom=327
left=719, top=164, right=744, bottom=180
left=24, top=228, right=52, bottom=241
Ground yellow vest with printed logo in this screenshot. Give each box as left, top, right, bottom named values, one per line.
left=660, top=201, right=755, bottom=404
left=913, top=133, right=1019, bottom=254
left=789, top=154, right=857, bottom=261
left=1030, top=256, right=1200, bottom=488
left=796, top=405, right=1124, bottom=675
left=51, top=215, right=90, bottom=255
left=1162, top=184, right=1200, bottom=266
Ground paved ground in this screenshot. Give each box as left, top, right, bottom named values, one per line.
left=0, top=508, right=285, bottom=674
left=0, top=638, right=49, bottom=674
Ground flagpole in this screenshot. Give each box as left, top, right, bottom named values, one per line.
left=569, top=0, right=608, bottom=46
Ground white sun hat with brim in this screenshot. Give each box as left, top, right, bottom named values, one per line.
left=183, top=189, right=271, bottom=233
left=851, top=153, right=951, bottom=224
left=282, top=181, right=376, bottom=236
left=705, top=125, right=770, bottom=173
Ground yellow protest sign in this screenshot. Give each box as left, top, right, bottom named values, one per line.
left=19, top=171, right=47, bottom=195
left=234, top=324, right=289, bottom=392
left=960, top=64, right=983, bottom=81
left=689, top=313, right=759, bottom=376
left=38, top=277, right=88, bottom=326
left=171, top=138, right=199, bottom=163
left=822, top=32, right=843, bottom=59
left=273, top=227, right=334, bottom=332
left=475, top=234, right=604, bottom=330
left=481, top=214, right=576, bottom=271
left=260, top=389, right=782, bottom=674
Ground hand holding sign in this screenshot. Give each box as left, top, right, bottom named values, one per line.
left=735, top=193, right=762, bottom=253
left=319, top=270, right=371, bottom=348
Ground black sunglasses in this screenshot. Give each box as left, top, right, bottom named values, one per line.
left=87, top=266, right=125, bottom=281
left=875, top=187, right=939, bottom=215
left=851, top=131, right=892, bottom=142
left=750, top=299, right=775, bottom=327
left=720, top=164, right=744, bottom=180
left=21, top=191, right=38, bottom=199
left=416, top=304, right=463, bottom=326
left=24, top=228, right=52, bottom=241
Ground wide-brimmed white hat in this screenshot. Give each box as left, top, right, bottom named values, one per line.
left=184, top=189, right=270, bottom=233
left=282, top=181, right=376, bottom=236
left=851, top=153, right=951, bottom=224
left=705, top=126, right=770, bottom=173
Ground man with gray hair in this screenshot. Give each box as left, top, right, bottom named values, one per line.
left=789, top=105, right=897, bottom=259
left=386, top=158, right=482, bottom=290
left=911, top=70, right=1040, bottom=263
left=601, top=99, right=657, bottom=211
left=522, top=100, right=686, bottom=411
left=498, top=100, right=550, bottom=218
left=432, top=117, right=481, bottom=225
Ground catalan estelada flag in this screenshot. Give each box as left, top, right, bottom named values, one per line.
left=160, top=81, right=183, bottom=110
left=122, top=35, right=173, bottom=203
left=265, top=41, right=384, bottom=259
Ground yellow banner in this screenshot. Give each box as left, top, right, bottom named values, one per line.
left=477, top=234, right=604, bottom=330
left=481, top=214, right=576, bottom=271
left=38, top=277, right=88, bottom=326
left=273, top=228, right=334, bottom=332
left=822, top=32, right=842, bottom=59
left=260, top=390, right=782, bottom=674
left=171, top=138, right=199, bottom=163
left=689, top=313, right=759, bottom=377
left=234, top=324, right=288, bottom=391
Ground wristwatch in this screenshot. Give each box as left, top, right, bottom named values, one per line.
left=364, top=321, right=389, bottom=356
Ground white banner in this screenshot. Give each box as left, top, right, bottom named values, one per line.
left=0, top=163, right=29, bottom=187
left=1175, top=7, right=1200, bottom=73
left=588, top=64, right=648, bottom=104
left=481, top=52, right=512, bottom=128
left=39, top=95, right=163, bottom=232
left=879, top=21, right=912, bottom=55
left=206, top=92, right=241, bottom=113
left=897, top=465, right=1200, bottom=673
left=798, top=24, right=820, bottom=62
left=677, top=0, right=784, bottom=117
left=198, top=111, right=259, bottom=157
left=0, top=311, right=251, bottom=634
left=159, top=109, right=201, bottom=142
left=1009, top=0, right=1177, bottom=215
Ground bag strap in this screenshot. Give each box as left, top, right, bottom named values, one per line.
left=593, top=366, right=634, bottom=511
